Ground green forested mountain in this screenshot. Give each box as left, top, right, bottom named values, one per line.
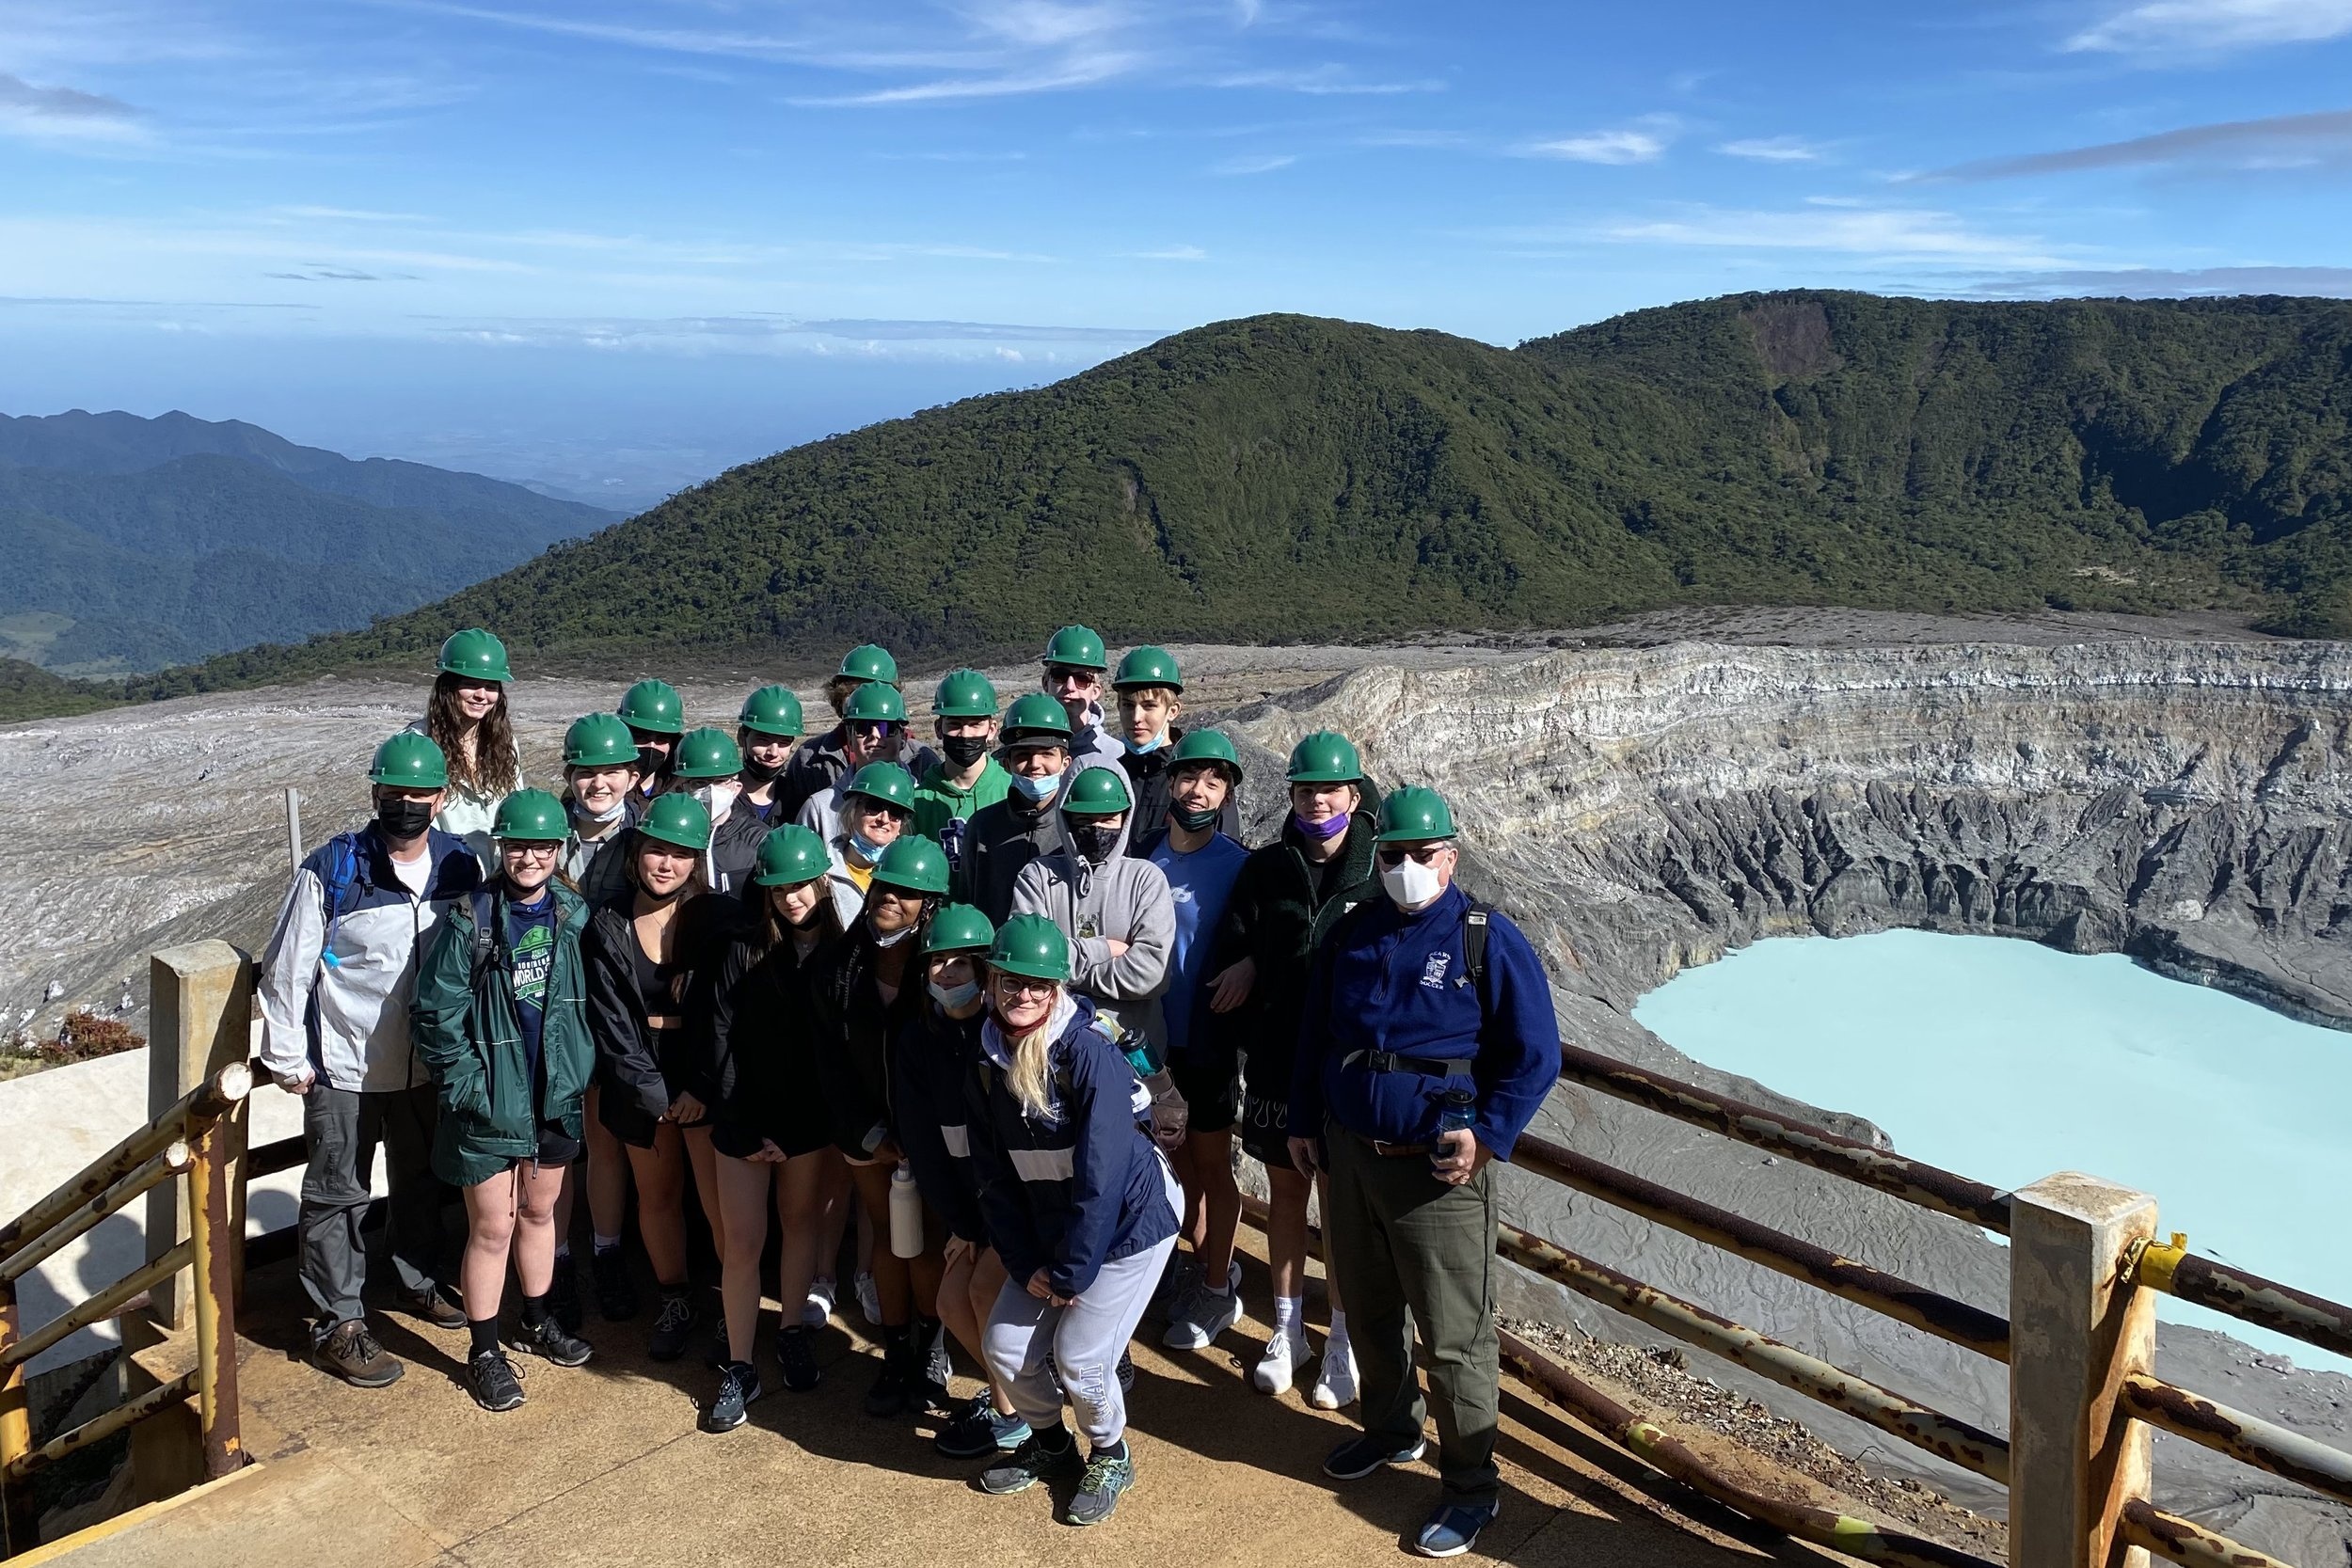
left=28, top=290, right=2352, bottom=713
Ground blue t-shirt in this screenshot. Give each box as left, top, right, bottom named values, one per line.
left=505, top=891, right=557, bottom=1084
left=1146, top=832, right=1249, bottom=1053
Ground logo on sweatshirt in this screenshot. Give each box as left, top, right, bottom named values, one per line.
left=1420, top=952, right=1451, bottom=990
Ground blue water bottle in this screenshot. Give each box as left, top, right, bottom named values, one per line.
left=1432, top=1089, right=1475, bottom=1172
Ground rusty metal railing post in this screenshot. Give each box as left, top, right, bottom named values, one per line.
left=185, top=1114, right=244, bottom=1481
left=2010, top=1172, right=2157, bottom=1568
left=0, top=1280, right=33, bottom=1555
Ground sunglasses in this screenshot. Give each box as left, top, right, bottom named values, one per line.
left=1045, top=667, right=1099, bottom=687
left=849, top=721, right=900, bottom=737
left=1376, top=846, right=1450, bottom=867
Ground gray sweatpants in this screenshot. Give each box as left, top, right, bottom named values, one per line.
left=985, top=1164, right=1180, bottom=1451
left=299, top=1083, right=446, bottom=1337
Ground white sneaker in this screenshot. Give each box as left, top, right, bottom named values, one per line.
left=1252, top=1329, right=1309, bottom=1395
left=854, top=1271, right=882, bottom=1327
left=1310, top=1339, right=1359, bottom=1409
left=1161, top=1270, right=1245, bottom=1352
left=803, top=1277, right=836, bottom=1328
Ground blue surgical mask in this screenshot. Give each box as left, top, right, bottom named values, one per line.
left=848, top=830, right=888, bottom=863
left=1009, top=770, right=1061, bottom=804
left=1122, top=731, right=1166, bottom=756
left=929, top=977, right=982, bottom=1010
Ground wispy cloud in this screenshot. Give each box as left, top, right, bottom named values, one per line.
left=1920, top=107, right=2352, bottom=179
left=270, top=205, right=439, bottom=223
left=1119, top=245, right=1208, bottom=260
left=1718, top=135, right=1821, bottom=163
left=2066, top=0, right=2352, bottom=52
left=1212, top=151, right=1295, bottom=175
left=1596, top=203, right=2066, bottom=266
left=1524, top=119, right=1676, bottom=165
left=0, top=71, right=145, bottom=145
left=1205, top=65, right=1442, bottom=94
left=1963, top=263, right=2352, bottom=296
left=263, top=266, right=422, bottom=281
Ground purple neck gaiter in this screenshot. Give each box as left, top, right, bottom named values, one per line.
left=1292, top=811, right=1348, bottom=843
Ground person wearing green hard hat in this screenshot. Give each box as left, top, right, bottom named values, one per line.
left=1203, top=727, right=1380, bottom=1409
left=913, top=668, right=1009, bottom=874
left=615, top=678, right=686, bottom=799
left=734, top=685, right=805, bottom=825
left=412, top=788, right=596, bottom=1411
left=694, top=821, right=851, bottom=1427
left=407, top=628, right=522, bottom=870
left=792, top=682, right=935, bottom=846
left=1289, top=786, right=1559, bottom=1561
left=956, top=691, right=1079, bottom=924
left=779, top=644, right=936, bottom=822
left=888, top=903, right=1032, bottom=1461
left=671, top=726, right=770, bottom=900
left=808, top=832, right=955, bottom=1421
left=580, top=789, right=744, bottom=1366
left=965, top=912, right=1181, bottom=1527
left=258, top=730, right=483, bottom=1392
left=1109, top=644, right=1239, bottom=855
left=556, top=713, right=643, bottom=914
left=1040, top=626, right=1133, bottom=785
left=803, top=760, right=921, bottom=926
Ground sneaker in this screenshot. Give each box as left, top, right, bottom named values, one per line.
left=1323, top=1433, right=1428, bottom=1480
left=1412, top=1501, right=1500, bottom=1558
left=1252, top=1329, right=1307, bottom=1395
left=775, top=1324, right=820, bottom=1392
left=803, top=1276, right=836, bottom=1328
left=703, top=1360, right=763, bottom=1433
left=402, top=1287, right=467, bottom=1331
left=1161, top=1278, right=1243, bottom=1351
left=978, top=1431, right=1082, bottom=1496
left=647, top=1291, right=696, bottom=1362
left=864, top=1331, right=912, bottom=1418
left=463, top=1347, right=525, bottom=1412
left=1310, top=1339, right=1359, bottom=1410
left=935, top=1394, right=1032, bottom=1460
left=314, top=1320, right=404, bottom=1388
left=917, top=1325, right=955, bottom=1414
left=1117, top=1349, right=1136, bottom=1394
left=548, top=1254, right=584, bottom=1335
left=1152, top=1251, right=1199, bottom=1314
left=515, top=1313, right=594, bottom=1369
left=1066, top=1449, right=1136, bottom=1527
left=592, top=1247, right=638, bottom=1322
left=853, top=1271, right=882, bottom=1327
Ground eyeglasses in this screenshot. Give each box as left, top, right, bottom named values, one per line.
left=1376, top=845, right=1450, bottom=867
left=996, top=977, right=1057, bottom=999
left=501, top=842, right=561, bottom=860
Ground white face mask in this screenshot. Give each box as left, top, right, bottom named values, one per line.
left=696, top=782, right=741, bottom=823
left=928, top=977, right=982, bottom=1010
left=872, top=922, right=917, bottom=949
left=1380, top=857, right=1444, bottom=911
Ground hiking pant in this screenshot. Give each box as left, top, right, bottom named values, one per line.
left=1324, top=1117, right=1502, bottom=1506
left=299, top=1084, right=446, bottom=1337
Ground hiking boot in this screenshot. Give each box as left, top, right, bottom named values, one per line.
left=1323, top=1433, right=1428, bottom=1480
left=1412, top=1501, right=1500, bottom=1559
left=647, top=1290, right=696, bottom=1362
left=315, top=1320, right=404, bottom=1388
left=1066, top=1449, right=1136, bottom=1527
left=515, top=1313, right=594, bottom=1369
left=548, top=1254, right=584, bottom=1335
left=977, top=1430, right=1082, bottom=1495
left=864, top=1329, right=912, bottom=1418
left=592, top=1247, right=638, bottom=1322
left=703, top=1360, right=763, bottom=1433
left=1161, top=1269, right=1243, bottom=1351
left=935, top=1393, right=1031, bottom=1460
left=775, top=1324, right=820, bottom=1392
left=464, top=1348, right=525, bottom=1412
left=402, top=1286, right=467, bottom=1331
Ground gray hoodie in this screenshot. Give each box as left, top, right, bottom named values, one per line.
left=1009, top=810, right=1176, bottom=1048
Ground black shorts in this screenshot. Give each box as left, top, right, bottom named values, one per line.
left=1168, top=1047, right=1240, bottom=1135
left=710, top=1108, right=834, bottom=1161
left=535, top=1122, right=582, bottom=1167
left=1237, top=1089, right=1292, bottom=1169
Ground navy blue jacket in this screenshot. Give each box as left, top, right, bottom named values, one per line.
left=965, top=994, right=1177, bottom=1297
left=1290, top=884, right=1559, bottom=1157
left=893, top=1005, right=989, bottom=1246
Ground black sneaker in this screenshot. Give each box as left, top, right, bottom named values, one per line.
left=978, top=1430, right=1082, bottom=1495
left=1117, top=1349, right=1136, bottom=1393
left=592, top=1247, right=638, bottom=1322
left=1323, top=1433, right=1428, bottom=1480
left=775, top=1324, right=819, bottom=1392
left=464, top=1348, right=525, bottom=1413
left=548, top=1254, right=584, bottom=1335
left=703, top=1360, right=763, bottom=1433
left=1067, top=1448, right=1136, bottom=1527
left=515, top=1313, right=594, bottom=1369
left=936, top=1394, right=1033, bottom=1460
left=648, top=1290, right=696, bottom=1362
left=864, top=1330, right=912, bottom=1418
left=917, top=1325, right=955, bottom=1414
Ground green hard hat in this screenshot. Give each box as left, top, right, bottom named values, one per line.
left=564, top=712, right=639, bottom=770
left=738, top=685, right=805, bottom=739
left=673, top=726, right=742, bottom=781
left=843, top=683, right=907, bottom=724
left=753, top=823, right=829, bottom=886
left=493, top=787, right=568, bottom=843
left=1000, top=690, right=1073, bottom=742
left=843, top=761, right=918, bottom=812
left=617, top=678, right=685, bottom=736
left=925, top=903, right=994, bottom=956
left=933, top=668, right=999, bottom=720
left=1061, top=767, right=1132, bottom=816
left=989, top=913, right=1071, bottom=984
left=636, top=791, right=711, bottom=852
left=1042, top=626, right=1107, bottom=672
left=437, top=627, right=512, bottom=685
left=1375, top=784, right=1458, bottom=843
left=1168, top=728, right=1243, bottom=781
left=1113, top=645, right=1184, bottom=691
left=1286, top=730, right=1362, bottom=784
left=870, top=835, right=950, bottom=896
left=837, top=644, right=899, bottom=684
left=368, top=731, right=448, bottom=789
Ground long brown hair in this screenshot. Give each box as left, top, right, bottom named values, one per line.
left=754, top=878, right=845, bottom=956
left=425, top=673, right=519, bottom=796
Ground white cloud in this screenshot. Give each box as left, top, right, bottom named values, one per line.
left=1120, top=245, right=1208, bottom=260
left=1718, top=135, right=1821, bottom=163
left=2065, top=0, right=2352, bottom=51
left=1212, top=151, right=1295, bottom=174
left=1526, top=128, right=1667, bottom=165
left=1206, top=65, right=1443, bottom=94
left=0, top=71, right=145, bottom=145
left=1597, top=203, right=2067, bottom=266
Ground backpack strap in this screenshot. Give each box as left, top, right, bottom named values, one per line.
left=316, top=831, right=364, bottom=971
left=469, top=888, right=501, bottom=989
left=1464, top=903, right=1491, bottom=990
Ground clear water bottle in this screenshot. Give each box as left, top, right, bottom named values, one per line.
left=1432, top=1089, right=1476, bottom=1172
left=889, top=1160, right=925, bottom=1259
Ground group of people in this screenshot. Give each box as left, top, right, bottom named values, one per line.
left=256, top=626, right=1561, bottom=1556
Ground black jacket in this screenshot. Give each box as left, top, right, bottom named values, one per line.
left=1211, top=810, right=1380, bottom=1085
left=805, top=921, right=927, bottom=1159
left=694, top=921, right=835, bottom=1149
left=583, top=891, right=745, bottom=1147
left=955, top=795, right=1064, bottom=925
left=891, top=1004, right=989, bottom=1244
left=708, top=803, right=770, bottom=900
left=778, top=725, right=941, bottom=824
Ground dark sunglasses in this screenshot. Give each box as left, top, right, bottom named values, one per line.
left=1044, top=667, right=1099, bottom=686
left=1376, top=845, right=1450, bottom=867
left=849, top=721, right=900, bottom=737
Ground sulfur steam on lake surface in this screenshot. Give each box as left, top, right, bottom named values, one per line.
left=1633, top=928, right=2352, bottom=1372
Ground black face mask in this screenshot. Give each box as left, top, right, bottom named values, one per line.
left=1072, top=822, right=1121, bottom=864
left=376, top=797, right=435, bottom=840
left=740, top=754, right=781, bottom=784
left=941, top=734, right=990, bottom=769
left=636, top=744, right=669, bottom=776
left=1170, top=801, right=1221, bottom=833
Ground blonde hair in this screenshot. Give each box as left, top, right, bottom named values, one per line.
left=1002, top=989, right=1060, bottom=1118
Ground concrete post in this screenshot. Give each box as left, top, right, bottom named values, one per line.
left=143, top=942, right=253, bottom=1331
left=2010, top=1172, right=2157, bottom=1568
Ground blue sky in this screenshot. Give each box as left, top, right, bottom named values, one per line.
left=4, top=0, right=2350, bottom=505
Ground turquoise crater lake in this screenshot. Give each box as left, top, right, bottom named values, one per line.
left=1631, top=928, right=2352, bottom=1372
